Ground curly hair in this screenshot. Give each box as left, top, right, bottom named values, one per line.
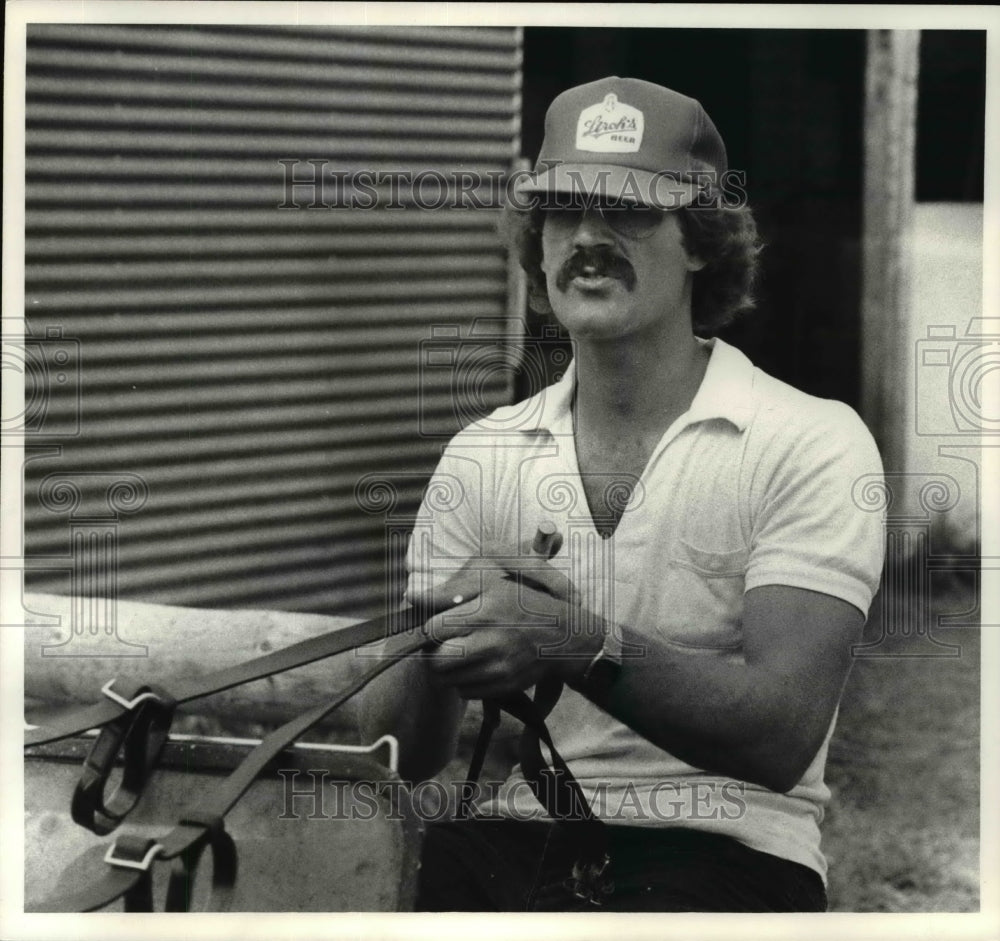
left=498, top=202, right=764, bottom=336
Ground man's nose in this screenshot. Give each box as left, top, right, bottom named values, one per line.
left=571, top=208, right=616, bottom=246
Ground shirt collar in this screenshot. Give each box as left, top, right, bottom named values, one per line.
left=523, top=336, right=756, bottom=436
left=528, top=358, right=577, bottom=435
left=685, top=337, right=756, bottom=431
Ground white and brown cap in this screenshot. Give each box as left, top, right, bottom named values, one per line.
left=516, top=76, right=728, bottom=208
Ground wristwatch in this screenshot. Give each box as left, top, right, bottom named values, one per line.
left=578, top=627, right=623, bottom=700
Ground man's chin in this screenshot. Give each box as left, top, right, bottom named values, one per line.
left=550, top=307, right=634, bottom=340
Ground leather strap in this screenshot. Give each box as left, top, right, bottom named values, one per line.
left=33, top=628, right=605, bottom=911
left=27, top=606, right=433, bottom=835
left=31, top=628, right=429, bottom=913
left=495, top=689, right=600, bottom=828
left=70, top=682, right=176, bottom=835
left=458, top=678, right=611, bottom=897
left=25, top=605, right=429, bottom=748
left=29, top=547, right=607, bottom=908
left=456, top=698, right=501, bottom=818
left=507, top=679, right=614, bottom=906
left=164, top=816, right=238, bottom=913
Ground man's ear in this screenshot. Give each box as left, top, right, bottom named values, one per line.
left=686, top=253, right=708, bottom=272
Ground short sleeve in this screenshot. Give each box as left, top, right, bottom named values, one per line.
left=744, top=401, right=886, bottom=616
left=404, top=437, right=490, bottom=603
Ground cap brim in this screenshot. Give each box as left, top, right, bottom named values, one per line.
left=514, top=164, right=701, bottom=209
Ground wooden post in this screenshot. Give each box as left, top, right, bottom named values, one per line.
left=22, top=593, right=366, bottom=731
left=862, top=29, right=920, bottom=475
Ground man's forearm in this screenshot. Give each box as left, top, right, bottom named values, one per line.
left=357, top=653, right=466, bottom=782
left=562, top=587, right=860, bottom=794
left=592, top=635, right=804, bottom=791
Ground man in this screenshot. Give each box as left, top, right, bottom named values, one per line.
left=361, top=76, right=885, bottom=912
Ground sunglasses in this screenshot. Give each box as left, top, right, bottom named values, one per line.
left=540, top=201, right=668, bottom=240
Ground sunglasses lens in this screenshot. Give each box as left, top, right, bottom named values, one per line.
left=543, top=208, right=586, bottom=229
left=601, top=203, right=663, bottom=239
left=542, top=203, right=665, bottom=239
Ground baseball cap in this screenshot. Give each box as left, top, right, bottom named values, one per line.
left=516, top=76, right=728, bottom=209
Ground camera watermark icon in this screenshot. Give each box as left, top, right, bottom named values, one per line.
left=851, top=471, right=974, bottom=658
left=386, top=522, right=547, bottom=657
left=529, top=472, right=646, bottom=661
left=21, top=472, right=151, bottom=657
left=355, top=471, right=466, bottom=522
left=355, top=462, right=631, bottom=662
left=418, top=320, right=571, bottom=439
left=356, top=452, right=651, bottom=663
left=915, top=318, right=1000, bottom=436
left=1, top=321, right=82, bottom=437
left=354, top=469, right=473, bottom=653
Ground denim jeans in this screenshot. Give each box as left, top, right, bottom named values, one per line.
left=415, top=819, right=827, bottom=912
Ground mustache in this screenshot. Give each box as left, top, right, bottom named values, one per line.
left=555, top=246, right=636, bottom=293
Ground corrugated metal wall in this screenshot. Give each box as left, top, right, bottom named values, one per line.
left=22, top=24, right=523, bottom=618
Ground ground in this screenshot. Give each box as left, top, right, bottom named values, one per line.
left=822, top=577, right=981, bottom=912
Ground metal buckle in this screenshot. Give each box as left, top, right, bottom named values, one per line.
left=104, top=840, right=163, bottom=872
left=101, top=679, right=164, bottom=711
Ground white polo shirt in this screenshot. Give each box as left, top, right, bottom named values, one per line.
left=406, top=337, right=886, bottom=881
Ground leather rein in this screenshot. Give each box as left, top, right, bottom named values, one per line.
left=24, top=588, right=612, bottom=911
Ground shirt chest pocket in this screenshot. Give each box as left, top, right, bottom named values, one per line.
left=656, top=540, right=749, bottom=649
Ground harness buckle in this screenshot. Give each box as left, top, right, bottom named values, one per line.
left=101, top=679, right=165, bottom=711
left=104, top=839, right=163, bottom=872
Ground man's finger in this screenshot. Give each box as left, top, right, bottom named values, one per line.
left=425, top=637, right=493, bottom=675
left=490, top=555, right=578, bottom=605
left=421, top=599, right=481, bottom=646
left=428, top=655, right=531, bottom=700
left=405, top=557, right=507, bottom=612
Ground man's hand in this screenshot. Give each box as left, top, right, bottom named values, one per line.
left=407, top=556, right=601, bottom=700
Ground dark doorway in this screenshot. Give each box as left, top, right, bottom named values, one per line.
left=518, top=28, right=867, bottom=406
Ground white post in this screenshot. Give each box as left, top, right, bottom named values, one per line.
left=861, top=29, right=921, bottom=476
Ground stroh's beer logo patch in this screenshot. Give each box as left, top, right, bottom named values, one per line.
left=576, top=93, right=644, bottom=153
